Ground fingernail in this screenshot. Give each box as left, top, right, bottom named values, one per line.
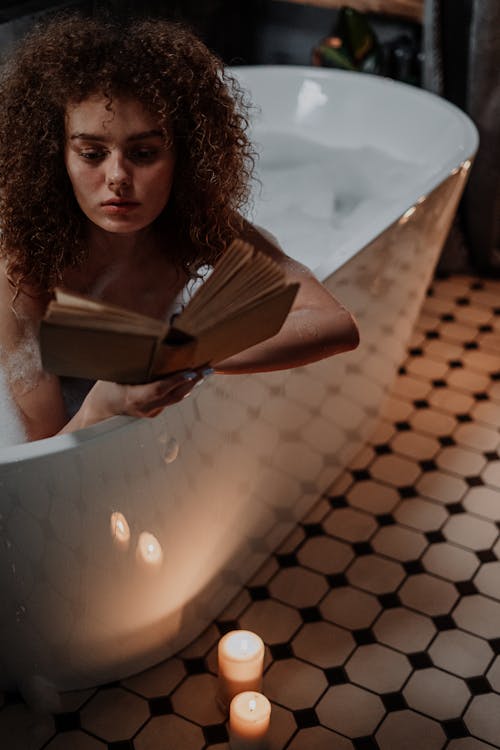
left=201, top=367, right=214, bottom=377
left=182, top=370, right=198, bottom=381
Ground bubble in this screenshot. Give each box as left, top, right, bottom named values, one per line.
left=163, top=437, right=179, bottom=464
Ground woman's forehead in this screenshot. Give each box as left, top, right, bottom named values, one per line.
left=65, top=95, right=164, bottom=135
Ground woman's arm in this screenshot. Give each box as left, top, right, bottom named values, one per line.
left=215, top=220, right=359, bottom=373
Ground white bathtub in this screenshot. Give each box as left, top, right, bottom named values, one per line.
left=0, top=67, right=478, bottom=694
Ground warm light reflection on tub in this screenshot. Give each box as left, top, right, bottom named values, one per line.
left=399, top=205, right=417, bottom=224
left=136, top=531, right=163, bottom=568
left=110, top=512, right=131, bottom=551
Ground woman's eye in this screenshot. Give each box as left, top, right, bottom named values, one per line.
left=80, top=150, right=105, bottom=161
left=129, top=149, right=157, bottom=162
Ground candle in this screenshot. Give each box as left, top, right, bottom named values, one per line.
left=217, top=630, right=265, bottom=708
left=229, top=691, right=271, bottom=750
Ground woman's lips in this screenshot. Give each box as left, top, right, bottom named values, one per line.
left=101, top=201, right=140, bottom=215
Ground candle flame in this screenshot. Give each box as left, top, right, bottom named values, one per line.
left=249, top=698, right=257, bottom=712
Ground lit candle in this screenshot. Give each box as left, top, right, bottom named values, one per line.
left=136, top=531, right=163, bottom=568
left=110, top=511, right=131, bottom=551
left=217, top=630, right=265, bottom=709
left=229, top=691, right=271, bottom=750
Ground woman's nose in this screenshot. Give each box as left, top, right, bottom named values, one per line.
left=106, top=152, right=131, bottom=191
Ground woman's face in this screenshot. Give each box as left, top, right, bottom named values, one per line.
left=64, top=95, right=176, bottom=235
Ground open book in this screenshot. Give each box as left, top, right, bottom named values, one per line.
left=40, top=240, right=299, bottom=384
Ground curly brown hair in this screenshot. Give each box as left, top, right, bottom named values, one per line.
left=0, top=13, right=255, bottom=291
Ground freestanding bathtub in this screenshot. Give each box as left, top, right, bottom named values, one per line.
left=0, top=66, right=477, bottom=694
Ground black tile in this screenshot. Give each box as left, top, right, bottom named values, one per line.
left=352, top=542, right=373, bottom=556
left=54, top=712, right=81, bottom=732
left=441, top=313, right=455, bottom=322
left=353, top=737, right=379, bottom=750
left=470, top=281, right=484, bottom=290
left=466, top=676, right=492, bottom=695
left=439, top=436, right=456, bottom=447
left=426, top=330, right=440, bottom=340
left=381, top=691, right=407, bottom=711
left=203, top=723, right=229, bottom=744
left=102, top=680, right=121, bottom=689
left=182, top=657, right=207, bottom=675
left=432, top=614, right=456, bottom=631
left=395, top=421, right=411, bottom=432
left=324, top=666, right=349, bottom=685
left=398, top=365, right=407, bottom=375
left=293, top=708, right=320, bottom=728
left=442, top=718, right=469, bottom=739
left=301, top=522, right=325, bottom=537
left=374, top=444, right=392, bottom=456
left=403, top=560, right=425, bottom=575
left=491, top=371, right=500, bottom=381
left=216, top=619, right=240, bottom=635
left=409, top=347, right=423, bottom=357
left=456, top=413, right=472, bottom=422
left=473, top=391, right=489, bottom=400
left=488, top=637, right=500, bottom=654
left=432, top=379, right=447, bottom=388
left=449, top=360, right=464, bottom=369
left=455, top=580, right=478, bottom=596
left=494, top=307, right=500, bottom=316
left=420, top=459, right=438, bottom=472
left=413, top=399, right=430, bottom=409
left=108, top=742, right=135, bottom=750
left=351, top=469, right=371, bottom=481
left=477, top=549, right=497, bottom=563
left=376, top=514, right=396, bottom=526
left=247, top=585, right=270, bottom=601
left=353, top=628, right=376, bottom=645
left=326, top=573, right=349, bottom=588
left=299, top=606, right=322, bottom=623
left=464, top=341, right=479, bottom=350
left=148, top=696, right=173, bottom=716
left=378, top=593, right=401, bottom=609
left=426, top=530, right=446, bottom=544
left=466, top=475, right=484, bottom=487
left=275, top=552, right=299, bottom=568
left=478, top=324, right=493, bottom=332
left=484, top=451, right=499, bottom=462
left=408, top=651, right=433, bottom=669
left=269, top=642, right=294, bottom=660
left=446, top=502, right=465, bottom=515
left=399, top=486, right=418, bottom=498
left=455, top=297, right=470, bottom=306
left=327, top=495, right=348, bottom=509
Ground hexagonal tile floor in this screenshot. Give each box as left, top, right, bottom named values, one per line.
left=2, top=274, right=500, bottom=749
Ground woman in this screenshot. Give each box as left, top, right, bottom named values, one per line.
left=0, top=13, right=359, bottom=442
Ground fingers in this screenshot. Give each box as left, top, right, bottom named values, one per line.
left=123, top=367, right=212, bottom=418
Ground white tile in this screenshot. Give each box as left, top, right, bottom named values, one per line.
left=287, top=726, right=353, bottom=750
left=372, top=525, right=427, bottom=561
left=297, top=536, right=353, bottom=574
left=474, top=562, right=500, bottom=600
left=482, top=460, right=500, bottom=489
left=370, top=454, right=421, bottom=487
left=316, top=684, right=384, bottom=737
left=45, top=734, right=105, bottom=750
left=345, top=643, right=411, bottom=692
left=403, top=668, right=469, bottom=720
left=391, top=432, right=440, bottom=460
left=0, top=705, right=54, bottom=750
left=347, top=555, right=405, bottom=594
left=487, top=655, right=500, bottom=692
left=122, top=657, right=186, bottom=698
left=395, top=497, right=447, bottom=531
left=320, top=586, right=381, bottom=630
left=171, top=673, right=224, bottom=725
left=416, top=471, right=467, bottom=504
left=472, top=400, right=500, bottom=428
left=323, top=507, right=377, bottom=543
left=436, top=447, right=486, bottom=477
left=373, top=607, right=435, bottom=653
left=443, top=514, right=498, bottom=551
left=454, top=595, right=500, bottom=639
left=269, top=567, right=328, bottom=609
left=464, top=694, right=500, bottom=747
left=292, top=621, right=355, bottom=668
left=239, top=600, right=301, bottom=645
left=428, top=388, right=475, bottom=415
left=429, top=630, right=493, bottom=678
left=454, top=423, right=499, bottom=452
left=80, top=688, right=149, bottom=743
left=447, top=367, right=491, bottom=393
left=464, top=485, right=500, bottom=520
left=422, top=542, right=479, bottom=581
left=399, top=574, right=458, bottom=616
left=411, top=409, right=457, bottom=437
left=376, top=710, right=446, bottom=750
left=135, top=715, right=205, bottom=750
left=347, top=480, right=400, bottom=514
left=265, top=658, right=327, bottom=710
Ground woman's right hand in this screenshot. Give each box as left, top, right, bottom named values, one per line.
left=66, top=368, right=211, bottom=431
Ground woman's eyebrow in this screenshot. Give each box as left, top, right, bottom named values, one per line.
left=69, top=130, right=164, bottom=141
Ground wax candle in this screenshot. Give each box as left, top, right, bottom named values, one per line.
left=217, top=630, right=265, bottom=708
left=229, top=691, right=271, bottom=750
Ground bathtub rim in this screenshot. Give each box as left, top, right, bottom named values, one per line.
left=231, top=66, right=479, bottom=281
